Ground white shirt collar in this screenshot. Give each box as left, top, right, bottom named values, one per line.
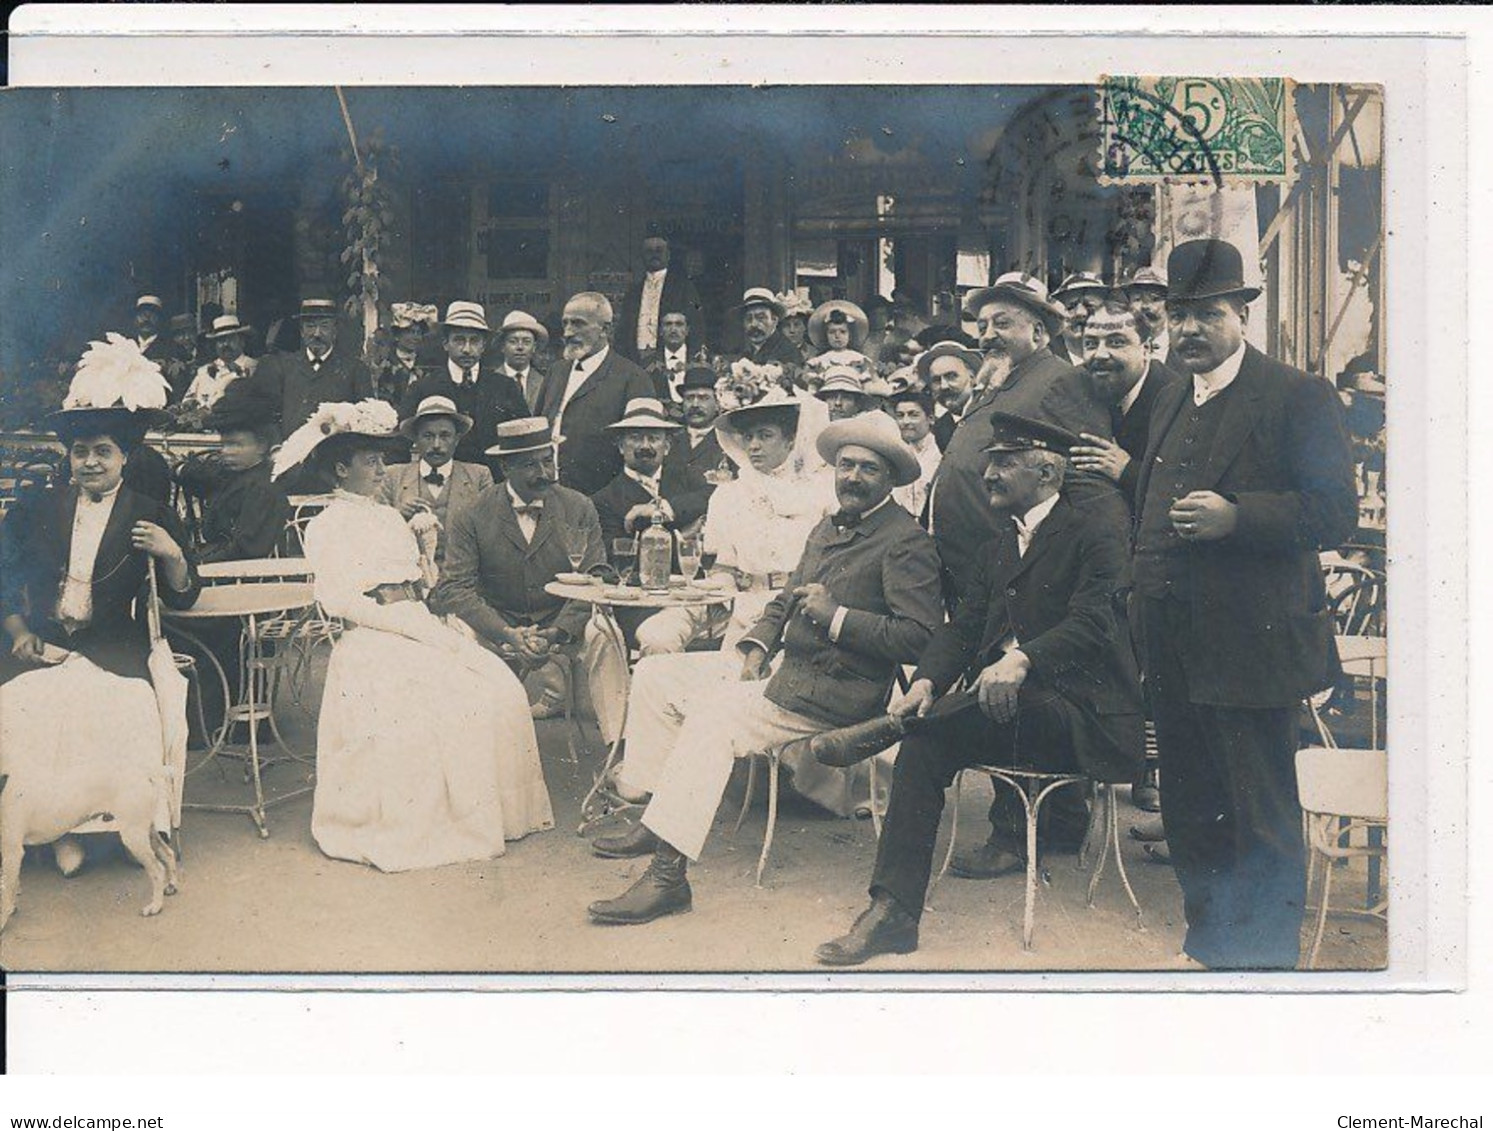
left=1192, top=342, right=1246, bottom=405
left=686, top=425, right=713, bottom=445
left=506, top=482, right=542, bottom=511
left=1013, top=491, right=1061, bottom=545
left=1117, top=362, right=1151, bottom=417
left=646, top=268, right=667, bottom=282
left=624, top=466, right=662, bottom=494
left=504, top=362, right=529, bottom=378
left=663, top=345, right=688, bottom=362
left=572, top=345, right=609, bottom=377
left=307, top=347, right=330, bottom=365
left=448, top=357, right=479, bottom=385
left=837, top=494, right=892, bottom=526
left=419, top=458, right=449, bottom=483
left=79, top=481, right=124, bottom=506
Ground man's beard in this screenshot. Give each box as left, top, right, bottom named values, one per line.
left=976, top=353, right=1012, bottom=390
left=562, top=341, right=587, bottom=362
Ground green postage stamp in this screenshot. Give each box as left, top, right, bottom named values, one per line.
left=1098, top=76, right=1293, bottom=184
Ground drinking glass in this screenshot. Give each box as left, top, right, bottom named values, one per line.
left=563, top=526, right=587, bottom=573
left=677, top=534, right=702, bottom=581
left=612, top=537, right=638, bottom=586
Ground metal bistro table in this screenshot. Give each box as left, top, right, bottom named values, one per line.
left=543, top=577, right=734, bottom=834
left=165, top=579, right=318, bottom=838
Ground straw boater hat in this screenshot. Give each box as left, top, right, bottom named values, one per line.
left=606, top=397, right=681, bottom=432
left=135, top=294, right=164, bottom=312
left=47, top=334, right=171, bottom=445
left=814, top=368, right=871, bottom=402
left=270, top=399, right=402, bottom=481
left=443, top=301, right=490, bottom=334
left=733, top=287, right=786, bottom=318
left=399, top=394, right=474, bottom=439
left=495, top=309, right=549, bottom=346
left=983, top=411, right=1082, bottom=457
left=485, top=416, right=556, bottom=458
left=807, top=300, right=870, bottom=351
left=1052, top=272, right=1108, bottom=304
left=1166, top=239, right=1262, bottom=303
left=961, top=272, right=1067, bottom=334
left=914, top=341, right=984, bottom=384
left=293, top=298, right=339, bottom=321
left=1123, top=265, right=1168, bottom=294
left=815, top=407, right=922, bottom=487
left=206, top=314, right=251, bottom=340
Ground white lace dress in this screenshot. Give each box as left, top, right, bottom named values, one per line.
left=303, top=492, right=553, bottom=872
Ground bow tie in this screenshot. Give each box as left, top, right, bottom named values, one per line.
left=831, top=510, right=862, bottom=530
left=423, top=468, right=446, bottom=486
left=514, top=502, right=544, bottom=517
left=310, top=356, right=327, bottom=372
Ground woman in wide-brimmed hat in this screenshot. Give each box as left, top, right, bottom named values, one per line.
left=777, top=292, right=815, bottom=364
left=275, top=400, right=553, bottom=872
left=375, top=301, right=439, bottom=404
left=0, top=335, right=202, bottom=881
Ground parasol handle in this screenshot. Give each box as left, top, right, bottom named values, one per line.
left=146, top=556, right=164, bottom=646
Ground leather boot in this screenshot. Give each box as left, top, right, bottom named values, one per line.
left=591, top=820, right=661, bottom=859
left=588, top=843, right=692, bottom=924
left=815, top=893, right=919, bottom=966
left=810, top=714, right=907, bottom=768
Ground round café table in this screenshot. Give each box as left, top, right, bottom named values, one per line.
left=165, top=580, right=317, bottom=838
left=543, top=577, right=735, bottom=833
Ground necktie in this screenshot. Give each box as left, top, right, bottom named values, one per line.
left=1111, top=405, right=1125, bottom=435
left=311, top=356, right=323, bottom=373
left=423, top=468, right=445, bottom=487
left=460, top=367, right=474, bottom=386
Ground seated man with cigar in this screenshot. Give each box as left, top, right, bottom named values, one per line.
left=814, top=412, right=1145, bottom=966
left=585, top=411, right=943, bottom=926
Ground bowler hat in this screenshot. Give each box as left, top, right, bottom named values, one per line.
left=815, top=409, right=922, bottom=487
left=1165, top=240, right=1261, bottom=303
left=983, top=411, right=1081, bottom=457
left=400, top=394, right=474, bottom=439
left=485, top=416, right=556, bottom=458
left=680, top=365, right=718, bottom=392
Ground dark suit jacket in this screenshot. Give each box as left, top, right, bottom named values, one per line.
left=400, top=365, right=530, bottom=467
left=252, top=347, right=375, bottom=433
left=537, top=349, right=657, bottom=496
left=589, top=464, right=712, bottom=555
left=739, top=330, right=805, bottom=372
left=197, top=461, right=291, bottom=563
left=377, top=458, right=493, bottom=566
left=916, top=495, right=1143, bottom=782
left=0, top=485, right=201, bottom=681
left=930, top=349, right=1115, bottom=604
left=742, top=500, right=943, bottom=728
left=1113, top=358, right=1184, bottom=505
left=431, top=483, right=605, bottom=645
left=1133, top=343, right=1358, bottom=707
left=664, top=426, right=732, bottom=488
left=931, top=409, right=960, bottom=454
left=616, top=269, right=704, bottom=363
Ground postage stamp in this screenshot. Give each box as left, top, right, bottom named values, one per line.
left=1098, top=76, right=1293, bottom=184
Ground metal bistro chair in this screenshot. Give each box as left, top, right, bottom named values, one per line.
left=1295, top=745, right=1388, bottom=969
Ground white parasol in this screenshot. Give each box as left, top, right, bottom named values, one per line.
left=146, top=557, right=189, bottom=832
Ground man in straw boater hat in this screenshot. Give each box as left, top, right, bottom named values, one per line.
left=430, top=417, right=606, bottom=720
left=1, top=335, right=201, bottom=882
left=252, top=297, right=376, bottom=436
left=585, top=411, right=942, bottom=926
left=181, top=314, right=259, bottom=412
left=378, top=395, right=494, bottom=571
left=400, top=301, right=529, bottom=469
left=812, top=412, right=1143, bottom=966
left=1132, top=238, right=1356, bottom=970
left=814, top=368, right=878, bottom=422
left=928, top=270, right=1124, bottom=613
left=493, top=309, right=552, bottom=416
left=129, top=294, right=172, bottom=365
left=1051, top=270, right=1109, bottom=363
left=534, top=291, right=656, bottom=497
left=731, top=286, right=805, bottom=371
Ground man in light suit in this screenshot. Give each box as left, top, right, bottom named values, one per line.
left=814, top=412, right=1144, bottom=965
left=495, top=309, right=550, bottom=415
left=378, top=395, right=494, bottom=572
left=1134, top=239, right=1357, bottom=970
left=584, top=411, right=943, bottom=926
left=615, top=234, right=703, bottom=365
left=431, top=417, right=607, bottom=719
left=400, top=302, right=530, bottom=468
left=538, top=292, right=657, bottom=496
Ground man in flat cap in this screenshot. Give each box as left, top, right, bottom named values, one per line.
left=401, top=302, right=530, bottom=468
left=1134, top=238, right=1356, bottom=969
left=1123, top=265, right=1171, bottom=363
left=814, top=412, right=1144, bottom=965
left=585, top=411, right=943, bottom=926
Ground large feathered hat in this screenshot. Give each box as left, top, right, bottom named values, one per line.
left=47, top=333, right=171, bottom=446
left=271, top=399, right=401, bottom=480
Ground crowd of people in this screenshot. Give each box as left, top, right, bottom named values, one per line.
left=0, top=234, right=1360, bottom=971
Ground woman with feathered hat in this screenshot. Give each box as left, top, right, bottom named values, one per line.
left=0, top=335, right=202, bottom=879
left=273, top=400, right=553, bottom=872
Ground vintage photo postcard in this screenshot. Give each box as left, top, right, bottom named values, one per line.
left=0, top=17, right=1463, bottom=1022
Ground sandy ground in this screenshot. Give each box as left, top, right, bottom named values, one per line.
left=0, top=653, right=1386, bottom=976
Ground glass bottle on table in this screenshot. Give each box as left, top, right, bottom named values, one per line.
left=638, top=500, right=673, bottom=593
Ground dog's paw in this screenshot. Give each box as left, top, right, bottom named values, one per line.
left=140, top=902, right=163, bottom=917
left=164, top=883, right=177, bottom=897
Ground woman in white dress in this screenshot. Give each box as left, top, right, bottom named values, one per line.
left=273, top=401, right=552, bottom=872
left=607, top=373, right=873, bottom=821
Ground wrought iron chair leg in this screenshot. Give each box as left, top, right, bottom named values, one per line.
left=755, top=754, right=780, bottom=888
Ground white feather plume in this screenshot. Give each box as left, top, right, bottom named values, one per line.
left=65, top=333, right=170, bottom=411
left=271, top=399, right=400, bottom=481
